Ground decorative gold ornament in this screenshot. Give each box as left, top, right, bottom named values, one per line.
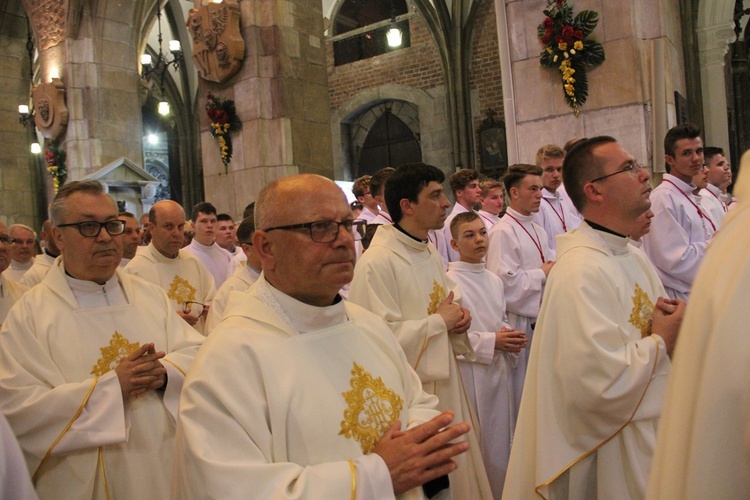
left=187, top=1, right=245, bottom=83
left=628, top=283, right=654, bottom=338
left=339, top=362, right=404, bottom=454
left=32, top=78, right=68, bottom=141
left=167, top=275, right=197, bottom=305
left=90, top=331, right=141, bottom=376
left=427, top=281, right=446, bottom=315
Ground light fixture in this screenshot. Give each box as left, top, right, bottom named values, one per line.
left=49, top=67, right=59, bottom=80
left=148, top=133, right=159, bottom=144
left=30, top=142, right=42, bottom=154
left=19, top=17, right=36, bottom=129
left=387, top=24, right=402, bottom=47
left=141, top=6, right=183, bottom=116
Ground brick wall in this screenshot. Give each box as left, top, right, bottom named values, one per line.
left=327, top=14, right=445, bottom=110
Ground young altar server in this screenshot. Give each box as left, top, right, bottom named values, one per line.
left=446, top=211, right=527, bottom=499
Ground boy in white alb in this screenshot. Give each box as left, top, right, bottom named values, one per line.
left=446, top=211, right=527, bottom=499
left=477, top=179, right=504, bottom=231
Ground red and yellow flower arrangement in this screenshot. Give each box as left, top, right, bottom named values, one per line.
left=205, top=93, right=242, bottom=170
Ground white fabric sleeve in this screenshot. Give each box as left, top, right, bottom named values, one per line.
left=353, top=454, right=396, bottom=500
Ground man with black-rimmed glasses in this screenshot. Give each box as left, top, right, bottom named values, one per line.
left=0, top=180, right=203, bottom=499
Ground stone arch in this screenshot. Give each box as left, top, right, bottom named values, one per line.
left=331, top=84, right=451, bottom=179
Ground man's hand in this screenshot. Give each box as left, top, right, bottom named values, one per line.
left=540, top=260, right=555, bottom=276
left=448, top=307, right=471, bottom=335
left=495, top=327, right=527, bottom=352
left=436, top=291, right=464, bottom=332
left=651, top=297, right=686, bottom=354
left=177, top=310, right=200, bottom=326
left=373, top=411, right=470, bottom=495
left=115, top=343, right=167, bottom=398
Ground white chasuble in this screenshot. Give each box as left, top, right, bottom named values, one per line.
left=348, top=224, right=493, bottom=499
left=125, top=243, right=216, bottom=335
left=504, top=223, right=671, bottom=500
left=0, top=274, right=27, bottom=326
left=19, top=251, right=56, bottom=288
left=647, top=157, right=750, bottom=499
left=0, top=262, right=203, bottom=500
left=204, top=261, right=260, bottom=333
left=174, top=277, right=440, bottom=499
left=447, top=261, right=517, bottom=500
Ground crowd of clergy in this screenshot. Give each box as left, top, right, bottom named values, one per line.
left=0, top=122, right=748, bottom=499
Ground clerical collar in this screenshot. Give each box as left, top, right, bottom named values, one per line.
left=394, top=223, right=427, bottom=243
left=584, top=219, right=627, bottom=238
left=45, top=249, right=59, bottom=259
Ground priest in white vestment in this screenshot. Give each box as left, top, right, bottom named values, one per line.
left=642, top=124, right=715, bottom=300
left=183, top=202, right=233, bottom=287
left=486, top=164, right=555, bottom=413
left=174, top=175, right=472, bottom=499
left=504, top=137, right=685, bottom=499
left=0, top=227, right=27, bottom=326
left=126, top=200, right=216, bottom=335
left=446, top=212, right=527, bottom=499
left=4, top=224, right=36, bottom=282
left=0, top=181, right=203, bottom=500
left=19, top=220, right=60, bottom=288
left=647, top=150, right=750, bottom=499
left=349, top=163, right=494, bottom=499
left=204, top=216, right=261, bottom=332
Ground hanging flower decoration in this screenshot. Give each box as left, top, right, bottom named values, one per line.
left=43, top=140, right=67, bottom=193
left=205, top=93, right=242, bottom=170
left=538, top=0, right=605, bottom=116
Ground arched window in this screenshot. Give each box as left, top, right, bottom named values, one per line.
left=332, top=0, right=410, bottom=66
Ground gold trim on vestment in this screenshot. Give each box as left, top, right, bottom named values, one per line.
left=348, top=460, right=356, bottom=500
left=533, top=336, right=661, bottom=499
left=98, top=447, right=111, bottom=500
left=413, top=334, right=430, bottom=371
left=33, top=377, right=100, bottom=483
left=162, top=357, right=186, bottom=377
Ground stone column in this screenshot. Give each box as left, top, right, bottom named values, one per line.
left=201, top=0, right=333, bottom=217
left=697, top=22, right=735, bottom=152
left=25, top=0, right=145, bottom=180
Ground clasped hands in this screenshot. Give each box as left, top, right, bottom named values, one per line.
left=115, top=343, right=167, bottom=398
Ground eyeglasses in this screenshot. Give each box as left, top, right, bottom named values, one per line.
left=0, top=235, right=12, bottom=245
left=589, top=162, right=645, bottom=183
left=182, top=301, right=206, bottom=317
left=57, top=220, right=126, bottom=237
left=263, top=220, right=358, bottom=243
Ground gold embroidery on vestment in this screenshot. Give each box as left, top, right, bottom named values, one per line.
left=90, top=331, right=141, bottom=376
left=629, top=283, right=654, bottom=338
left=167, top=275, right=196, bottom=305
left=339, top=362, right=404, bottom=454
left=427, top=281, right=446, bottom=315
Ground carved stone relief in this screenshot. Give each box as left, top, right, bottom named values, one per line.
left=33, top=78, right=69, bottom=140
left=187, top=1, right=245, bottom=83
left=29, top=0, right=67, bottom=50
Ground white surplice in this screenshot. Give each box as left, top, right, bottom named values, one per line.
left=447, top=261, right=517, bottom=500
left=125, top=243, right=216, bottom=335
left=0, top=274, right=27, bottom=326
left=3, top=258, right=33, bottom=283
left=533, top=188, right=582, bottom=252
left=441, top=203, right=471, bottom=262
left=174, top=277, right=440, bottom=500
left=19, top=252, right=56, bottom=288
left=477, top=210, right=499, bottom=232
left=486, top=208, right=553, bottom=413
left=0, top=262, right=203, bottom=500
left=699, top=183, right=727, bottom=228
left=641, top=174, right=714, bottom=300
left=0, top=412, right=37, bottom=500
left=647, top=153, right=750, bottom=499
left=204, top=261, right=260, bottom=333
left=504, top=223, right=671, bottom=500
left=348, top=224, right=493, bottom=499
left=183, top=239, right=233, bottom=288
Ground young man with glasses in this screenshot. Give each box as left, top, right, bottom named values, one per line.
left=504, top=136, right=685, bottom=499
left=349, top=163, right=494, bottom=499
left=4, top=223, right=37, bottom=282
left=175, top=174, right=470, bottom=498
left=642, top=123, right=714, bottom=300
left=126, top=199, right=216, bottom=335
left=0, top=180, right=203, bottom=499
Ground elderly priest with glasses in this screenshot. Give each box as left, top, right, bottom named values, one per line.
left=174, top=174, right=470, bottom=499
left=0, top=180, right=204, bottom=500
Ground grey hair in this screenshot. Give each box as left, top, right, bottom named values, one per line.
left=49, top=180, right=110, bottom=226
left=8, top=223, right=37, bottom=239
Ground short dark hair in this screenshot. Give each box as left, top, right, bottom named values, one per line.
left=449, top=169, right=480, bottom=197
left=664, top=123, right=701, bottom=157
left=118, top=211, right=136, bottom=219
left=385, top=163, right=445, bottom=224
left=217, top=213, right=233, bottom=223
left=449, top=211, right=481, bottom=240
left=562, top=136, right=617, bottom=212
left=502, top=164, right=543, bottom=194
left=242, top=202, right=255, bottom=220
left=191, top=202, right=217, bottom=222
left=563, top=137, right=586, bottom=154
left=352, top=176, right=372, bottom=198
left=369, top=167, right=396, bottom=198
left=235, top=216, right=256, bottom=245
left=703, top=146, right=724, bottom=164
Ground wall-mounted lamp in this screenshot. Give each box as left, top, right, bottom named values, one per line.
left=141, top=7, right=183, bottom=116
left=19, top=104, right=35, bottom=127
left=30, top=142, right=42, bottom=154
left=386, top=24, right=402, bottom=47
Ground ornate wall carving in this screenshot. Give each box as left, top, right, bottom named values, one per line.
left=29, top=0, right=68, bottom=50
left=32, top=78, right=69, bottom=140
left=187, top=1, right=244, bottom=83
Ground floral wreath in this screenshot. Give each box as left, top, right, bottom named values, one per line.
left=205, top=93, right=242, bottom=170
left=43, top=140, right=67, bottom=193
left=538, top=0, right=605, bottom=116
